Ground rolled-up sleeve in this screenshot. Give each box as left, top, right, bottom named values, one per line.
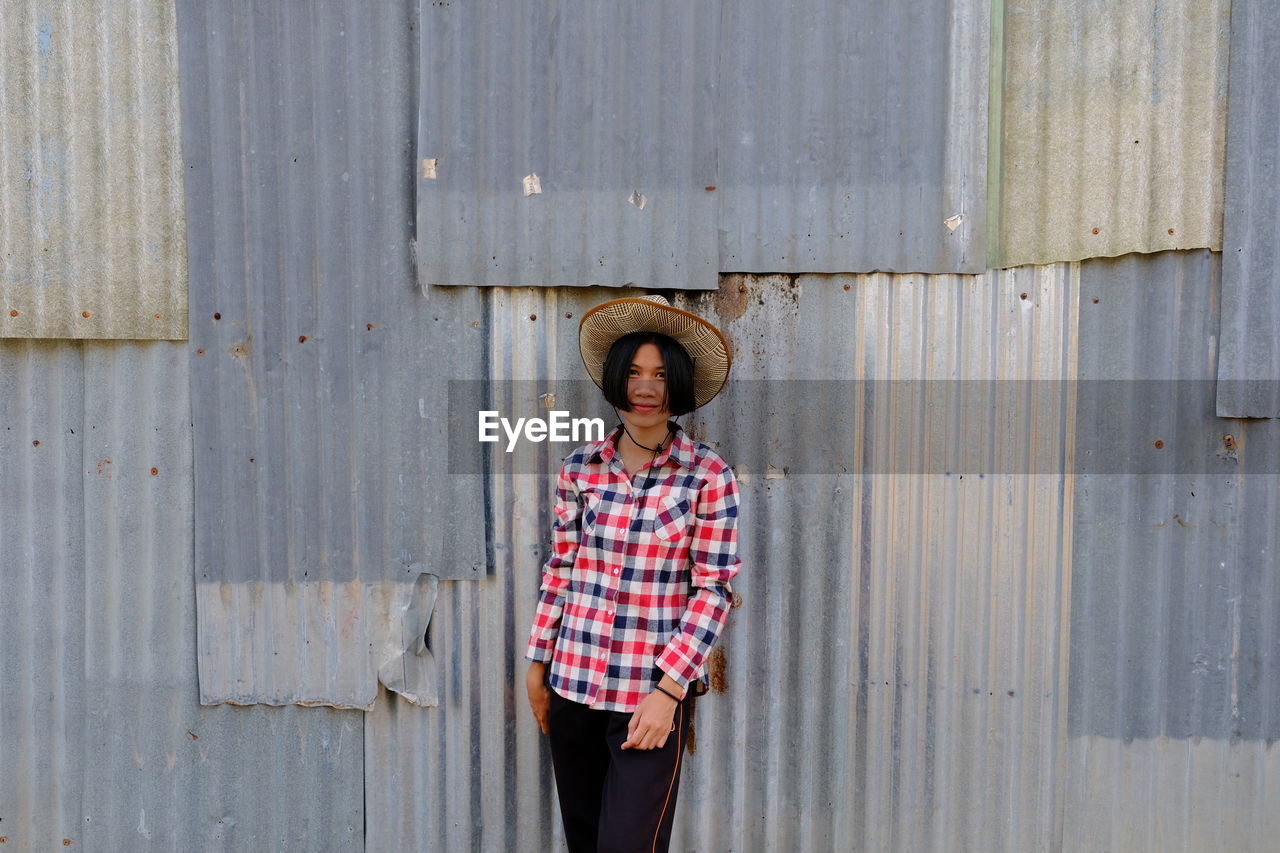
left=655, top=463, right=742, bottom=687
left=525, top=461, right=582, bottom=662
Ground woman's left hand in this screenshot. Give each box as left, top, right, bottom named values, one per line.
left=621, top=689, right=680, bottom=750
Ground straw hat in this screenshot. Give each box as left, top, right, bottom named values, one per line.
left=578, top=295, right=732, bottom=409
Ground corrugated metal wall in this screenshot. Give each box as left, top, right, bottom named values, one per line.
left=417, top=1, right=721, bottom=289
left=1067, top=250, right=1280, bottom=851
left=997, top=0, right=1229, bottom=267
left=716, top=0, right=990, bottom=274
left=3, top=0, right=1279, bottom=849
left=0, top=340, right=363, bottom=849
left=1216, top=0, right=1280, bottom=417
left=419, top=0, right=990, bottom=284
left=177, top=0, right=486, bottom=708
left=0, top=0, right=188, bottom=339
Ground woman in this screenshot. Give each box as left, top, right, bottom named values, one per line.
left=524, top=294, right=742, bottom=853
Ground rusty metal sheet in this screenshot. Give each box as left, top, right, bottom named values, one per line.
left=0, top=1, right=187, bottom=339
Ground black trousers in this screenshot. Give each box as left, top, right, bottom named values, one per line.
left=547, top=686, right=693, bottom=853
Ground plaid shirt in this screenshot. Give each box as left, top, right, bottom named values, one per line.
left=525, top=421, right=741, bottom=711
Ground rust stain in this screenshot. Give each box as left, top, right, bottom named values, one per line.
left=96, top=459, right=113, bottom=479
left=338, top=604, right=359, bottom=640
left=81, top=311, right=90, bottom=318
left=707, top=645, right=729, bottom=693
left=298, top=335, right=308, bottom=343
left=1223, top=434, right=1235, bottom=450
left=8, top=309, right=17, bottom=317
left=213, top=312, right=221, bottom=320
left=730, top=592, right=743, bottom=610
left=228, top=341, right=249, bottom=359
left=187, top=730, right=199, bottom=740
left=684, top=693, right=698, bottom=755
left=150, top=467, right=159, bottom=476
left=715, top=274, right=751, bottom=323
left=1154, top=439, right=1165, bottom=449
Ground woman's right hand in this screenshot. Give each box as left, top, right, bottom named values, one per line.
left=526, top=662, right=551, bottom=734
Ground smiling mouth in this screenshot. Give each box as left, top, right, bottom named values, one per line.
left=631, top=403, right=658, bottom=412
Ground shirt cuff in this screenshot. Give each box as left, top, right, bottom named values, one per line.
left=654, top=644, right=698, bottom=690
left=525, top=643, right=555, bottom=664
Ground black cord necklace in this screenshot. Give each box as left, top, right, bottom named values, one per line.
left=612, top=407, right=675, bottom=496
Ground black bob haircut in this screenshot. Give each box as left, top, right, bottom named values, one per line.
left=600, top=331, right=697, bottom=416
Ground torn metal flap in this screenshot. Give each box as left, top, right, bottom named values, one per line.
left=376, top=567, right=440, bottom=707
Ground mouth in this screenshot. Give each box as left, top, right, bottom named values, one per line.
left=630, top=402, right=659, bottom=414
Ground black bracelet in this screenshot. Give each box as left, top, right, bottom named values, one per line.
left=654, top=683, right=682, bottom=703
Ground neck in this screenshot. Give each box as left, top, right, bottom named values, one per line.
left=616, top=419, right=673, bottom=454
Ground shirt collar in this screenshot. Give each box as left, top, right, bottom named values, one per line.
left=589, top=421, right=695, bottom=471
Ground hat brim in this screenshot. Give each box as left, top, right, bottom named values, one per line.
left=579, top=297, right=732, bottom=410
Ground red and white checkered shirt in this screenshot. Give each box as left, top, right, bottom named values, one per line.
left=525, top=421, right=741, bottom=711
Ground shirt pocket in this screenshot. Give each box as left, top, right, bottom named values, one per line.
left=580, top=489, right=604, bottom=536
left=651, top=495, right=694, bottom=543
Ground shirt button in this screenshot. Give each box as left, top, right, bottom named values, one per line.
left=607, top=610, right=614, bottom=617
left=613, top=568, right=620, bottom=575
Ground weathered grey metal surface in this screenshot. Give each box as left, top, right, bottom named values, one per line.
left=367, top=269, right=1080, bottom=851
left=1216, top=0, right=1280, bottom=418
left=416, top=1, right=720, bottom=289
left=718, top=0, right=990, bottom=275
left=0, top=340, right=362, bottom=850
left=1067, top=250, right=1280, bottom=850
left=0, top=0, right=188, bottom=340
left=998, top=0, right=1229, bottom=267
left=178, top=0, right=487, bottom=706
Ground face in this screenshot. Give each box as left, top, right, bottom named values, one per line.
left=621, top=342, right=670, bottom=428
